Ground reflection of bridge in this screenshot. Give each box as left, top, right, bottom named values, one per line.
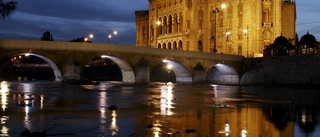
left=0, top=39, right=244, bottom=84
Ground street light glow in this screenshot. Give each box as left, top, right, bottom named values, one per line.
left=166, top=64, right=173, bottom=70
left=162, top=59, right=169, bottom=63
left=101, top=55, right=109, bottom=58
left=221, top=3, right=227, bottom=9
left=156, top=21, right=161, bottom=25
left=89, top=34, right=94, bottom=38
left=113, top=31, right=118, bottom=35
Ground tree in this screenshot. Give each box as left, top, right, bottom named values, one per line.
left=0, top=0, right=17, bottom=19
left=41, top=31, right=54, bottom=41
left=69, top=36, right=92, bottom=43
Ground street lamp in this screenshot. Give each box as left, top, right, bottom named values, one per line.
left=108, top=34, right=112, bottom=44
left=243, top=26, right=249, bottom=57
left=113, top=31, right=118, bottom=44
left=107, top=30, right=118, bottom=44
left=212, top=3, right=226, bottom=53
left=84, top=33, right=94, bottom=43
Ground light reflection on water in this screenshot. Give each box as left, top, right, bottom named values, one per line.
left=0, top=81, right=319, bottom=136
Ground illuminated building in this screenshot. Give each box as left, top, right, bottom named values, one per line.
left=135, top=0, right=296, bottom=58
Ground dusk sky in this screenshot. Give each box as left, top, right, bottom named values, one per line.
left=0, top=0, right=319, bottom=45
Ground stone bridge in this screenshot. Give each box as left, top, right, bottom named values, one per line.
left=0, top=39, right=244, bottom=84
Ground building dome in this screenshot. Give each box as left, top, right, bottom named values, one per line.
left=273, top=35, right=289, bottom=44
left=300, top=32, right=317, bottom=43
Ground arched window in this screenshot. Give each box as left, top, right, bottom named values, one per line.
left=198, top=40, right=203, bottom=52
left=168, top=42, right=172, bottom=49
left=173, top=41, right=177, bottom=50
left=163, top=16, right=168, bottom=34
left=158, top=17, right=163, bottom=35
left=158, top=43, right=161, bottom=48
left=174, top=13, right=178, bottom=33
left=169, top=15, right=173, bottom=33
left=178, top=40, right=183, bottom=50
left=163, top=43, right=167, bottom=49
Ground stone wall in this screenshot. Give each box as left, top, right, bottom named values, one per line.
left=240, top=55, right=320, bottom=87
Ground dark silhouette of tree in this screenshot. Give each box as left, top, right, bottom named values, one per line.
left=0, top=0, right=17, bottom=19
left=69, top=36, right=92, bottom=43
left=41, top=31, right=54, bottom=41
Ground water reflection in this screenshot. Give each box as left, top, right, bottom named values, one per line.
left=0, top=81, right=9, bottom=111
left=109, top=111, right=118, bottom=136
left=0, top=126, right=9, bottom=136
left=160, top=82, right=174, bottom=116
left=0, top=81, right=320, bottom=136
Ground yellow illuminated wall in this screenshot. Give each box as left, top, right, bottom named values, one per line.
left=135, top=0, right=296, bottom=58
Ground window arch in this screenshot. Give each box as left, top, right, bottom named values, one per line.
left=163, top=16, right=168, bottom=34
left=178, top=40, right=183, bottom=50
left=169, top=15, right=173, bottom=33
left=179, top=12, right=183, bottom=33
left=173, top=41, right=177, bottom=50
left=163, top=43, right=167, bottom=49
left=198, top=40, right=203, bottom=52
left=158, top=17, right=163, bottom=35
left=168, top=42, right=172, bottom=49
left=158, top=43, right=161, bottom=48
left=174, top=13, right=178, bottom=33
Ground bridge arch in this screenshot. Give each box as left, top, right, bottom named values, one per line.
left=17, top=53, right=62, bottom=82
left=206, top=63, right=239, bottom=85
left=101, top=55, right=135, bottom=83
left=162, top=59, right=192, bottom=83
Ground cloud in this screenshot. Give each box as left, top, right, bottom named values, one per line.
left=0, top=0, right=148, bottom=45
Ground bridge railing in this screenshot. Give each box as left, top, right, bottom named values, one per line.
left=0, top=39, right=244, bottom=62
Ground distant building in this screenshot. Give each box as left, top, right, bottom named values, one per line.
left=298, top=32, right=319, bottom=54
left=264, top=32, right=320, bottom=57
left=135, top=0, right=296, bottom=58
left=263, top=35, right=295, bottom=56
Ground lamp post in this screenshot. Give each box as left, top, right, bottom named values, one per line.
left=107, top=30, right=118, bottom=44
left=243, top=26, right=249, bottom=57
left=108, top=34, right=112, bottom=44
left=213, top=8, right=219, bottom=53
left=212, top=3, right=226, bottom=53
left=84, top=33, right=94, bottom=43
left=113, top=31, right=118, bottom=44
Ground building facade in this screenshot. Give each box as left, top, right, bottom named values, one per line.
left=135, top=0, right=296, bottom=57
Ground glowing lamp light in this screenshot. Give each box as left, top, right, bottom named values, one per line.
left=101, top=55, right=109, bottom=58
left=221, top=3, right=227, bottom=9
left=162, top=59, right=169, bottom=63
left=241, top=129, right=247, bottom=137
left=167, top=64, right=173, bottom=70
left=89, top=34, right=94, bottom=38
left=156, top=21, right=161, bottom=25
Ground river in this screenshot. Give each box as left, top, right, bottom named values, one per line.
left=0, top=81, right=319, bottom=137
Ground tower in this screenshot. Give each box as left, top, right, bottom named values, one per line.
left=135, top=0, right=296, bottom=57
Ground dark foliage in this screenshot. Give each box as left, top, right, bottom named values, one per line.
left=0, top=0, right=17, bottom=19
